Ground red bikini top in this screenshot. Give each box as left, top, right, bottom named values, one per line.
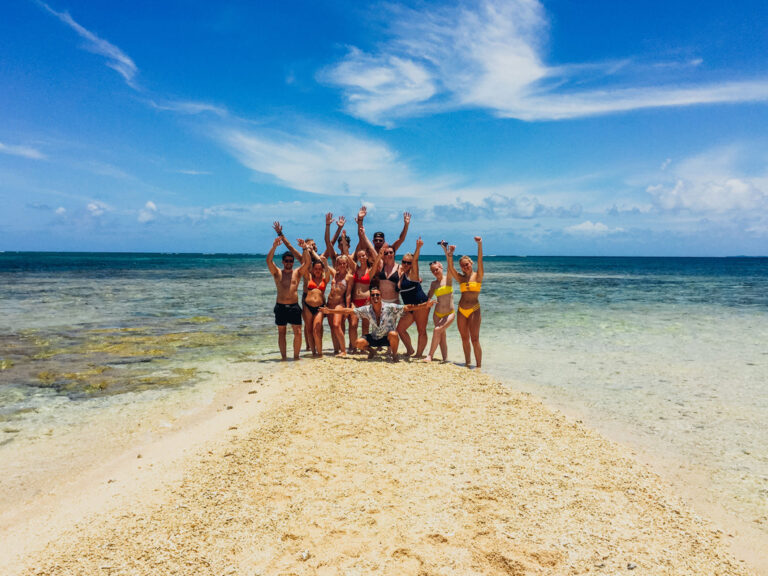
left=307, top=278, right=327, bottom=293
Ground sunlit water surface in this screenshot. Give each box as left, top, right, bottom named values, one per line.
left=1, top=253, right=766, bottom=533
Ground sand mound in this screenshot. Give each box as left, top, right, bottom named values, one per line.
left=22, top=359, right=752, bottom=575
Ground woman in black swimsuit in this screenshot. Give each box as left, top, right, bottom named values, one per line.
left=396, top=237, right=430, bottom=357
left=375, top=244, right=400, bottom=303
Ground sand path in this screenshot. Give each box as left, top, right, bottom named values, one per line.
left=20, top=359, right=753, bottom=575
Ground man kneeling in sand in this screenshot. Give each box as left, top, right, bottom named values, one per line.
left=321, top=287, right=432, bottom=361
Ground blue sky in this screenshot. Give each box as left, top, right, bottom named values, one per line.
left=2, top=0, right=768, bottom=255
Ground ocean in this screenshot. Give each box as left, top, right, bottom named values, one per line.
left=1, top=252, right=766, bottom=537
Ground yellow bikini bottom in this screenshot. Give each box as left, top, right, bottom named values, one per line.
left=435, top=308, right=454, bottom=319
left=458, top=304, right=480, bottom=318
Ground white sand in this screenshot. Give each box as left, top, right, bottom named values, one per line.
left=7, top=359, right=761, bottom=575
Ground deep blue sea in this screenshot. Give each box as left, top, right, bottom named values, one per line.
left=1, top=252, right=767, bottom=534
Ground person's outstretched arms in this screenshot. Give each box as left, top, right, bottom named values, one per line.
left=266, top=236, right=282, bottom=278
left=442, top=242, right=462, bottom=282
left=390, top=211, right=411, bottom=253
left=273, top=221, right=301, bottom=259
left=409, top=236, right=423, bottom=281
left=474, top=236, right=484, bottom=281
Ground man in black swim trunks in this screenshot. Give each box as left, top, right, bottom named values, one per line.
left=267, top=225, right=309, bottom=360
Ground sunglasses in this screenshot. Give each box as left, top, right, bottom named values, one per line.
left=401, top=260, right=412, bottom=264
left=383, top=251, right=394, bottom=255
left=370, top=294, right=381, bottom=299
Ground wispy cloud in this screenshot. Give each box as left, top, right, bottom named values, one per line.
left=432, top=193, right=582, bottom=220
left=566, top=221, right=624, bottom=236
left=170, top=169, right=213, bottom=176
left=39, top=2, right=139, bottom=89
left=147, top=99, right=228, bottom=117
left=323, top=0, right=768, bottom=124
left=0, top=141, right=46, bottom=160
left=216, top=122, right=447, bottom=198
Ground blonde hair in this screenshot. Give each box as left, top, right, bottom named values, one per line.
left=459, top=255, right=473, bottom=266
left=335, top=255, right=351, bottom=269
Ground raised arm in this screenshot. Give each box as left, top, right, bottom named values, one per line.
left=443, top=243, right=462, bottom=282
left=409, top=236, right=423, bottom=281
left=320, top=254, right=332, bottom=283
left=323, top=212, right=337, bottom=259
left=266, top=236, right=282, bottom=278
left=273, top=221, right=301, bottom=259
left=356, top=206, right=376, bottom=257
left=332, top=215, right=345, bottom=247
left=474, top=236, right=484, bottom=281
left=295, top=239, right=311, bottom=278
left=368, top=244, right=385, bottom=277
left=390, top=211, right=411, bottom=253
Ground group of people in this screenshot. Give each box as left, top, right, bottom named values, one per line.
left=266, top=207, right=483, bottom=367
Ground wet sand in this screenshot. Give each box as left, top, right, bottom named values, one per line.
left=8, top=359, right=758, bottom=575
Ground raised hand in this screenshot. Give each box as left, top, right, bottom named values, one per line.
left=474, top=236, right=482, bottom=243
left=273, top=236, right=283, bottom=248
left=337, top=215, right=346, bottom=228
left=416, top=236, right=424, bottom=249
left=297, top=238, right=306, bottom=249
left=325, top=212, right=334, bottom=226
left=356, top=206, right=367, bottom=223
left=403, top=211, right=411, bottom=225
left=273, top=221, right=283, bottom=236
left=447, top=245, right=456, bottom=256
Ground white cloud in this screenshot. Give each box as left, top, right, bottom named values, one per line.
left=171, top=169, right=213, bottom=176
left=647, top=146, right=768, bottom=214
left=0, top=141, right=46, bottom=159
left=147, top=99, right=228, bottom=116
left=321, top=49, right=437, bottom=127
left=40, top=2, right=139, bottom=88
left=566, top=221, right=624, bottom=235
left=138, top=200, right=157, bottom=223
left=433, top=193, right=582, bottom=220
left=323, top=0, right=768, bottom=124
left=55, top=206, right=66, bottom=215
left=217, top=124, right=442, bottom=198
left=86, top=201, right=109, bottom=216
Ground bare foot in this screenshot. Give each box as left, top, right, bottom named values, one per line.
left=421, top=356, right=433, bottom=363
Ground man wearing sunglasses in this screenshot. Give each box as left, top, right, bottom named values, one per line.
left=321, top=287, right=432, bottom=361
left=267, top=224, right=310, bottom=360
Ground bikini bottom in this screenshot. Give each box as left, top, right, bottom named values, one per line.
left=458, top=304, right=480, bottom=319
left=435, top=308, right=455, bottom=319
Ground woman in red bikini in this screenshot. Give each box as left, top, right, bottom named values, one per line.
left=348, top=244, right=384, bottom=353
left=302, top=253, right=331, bottom=357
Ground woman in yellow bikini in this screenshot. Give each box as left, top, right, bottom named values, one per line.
left=445, top=236, right=483, bottom=368
left=423, top=242, right=455, bottom=362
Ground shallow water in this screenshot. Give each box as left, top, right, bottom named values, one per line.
left=1, top=252, right=766, bottom=534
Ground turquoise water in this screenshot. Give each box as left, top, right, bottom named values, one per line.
left=1, top=253, right=767, bottom=532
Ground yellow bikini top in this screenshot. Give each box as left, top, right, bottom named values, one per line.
left=460, top=281, right=482, bottom=293
left=434, top=285, right=453, bottom=297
